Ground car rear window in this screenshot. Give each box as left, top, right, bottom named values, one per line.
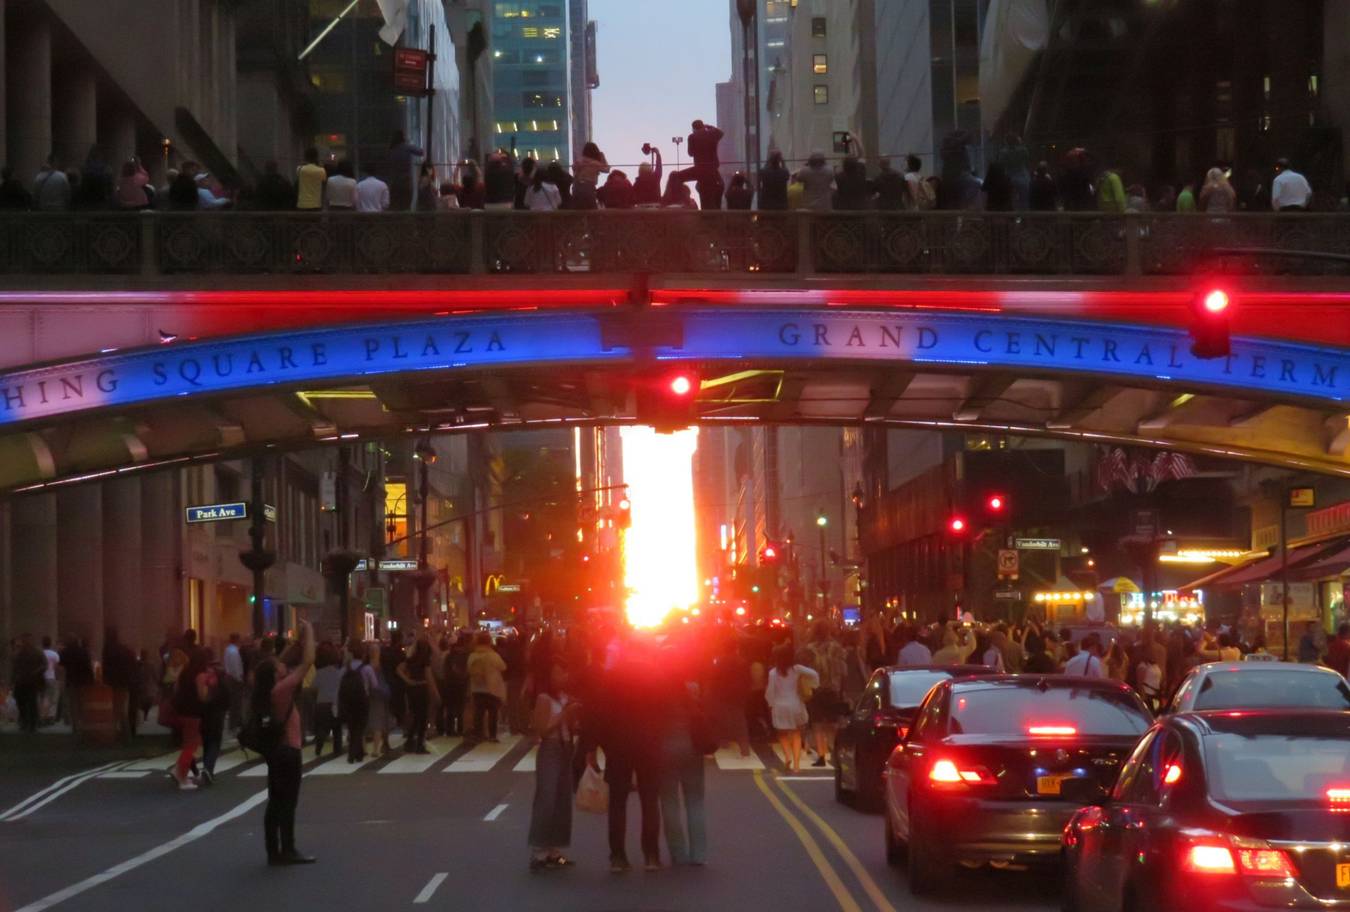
left=949, top=685, right=1151, bottom=737
left=1192, top=669, right=1350, bottom=711
left=888, top=671, right=951, bottom=707
left=1204, top=733, right=1350, bottom=802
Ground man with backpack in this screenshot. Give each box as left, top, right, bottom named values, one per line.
left=441, top=633, right=471, bottom=737
left=338, top=640, right=371, bottom=763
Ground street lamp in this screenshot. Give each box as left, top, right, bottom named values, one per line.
left=816, top=510, right=829, bottom=608
left=413, top=437, right=438, bottom=622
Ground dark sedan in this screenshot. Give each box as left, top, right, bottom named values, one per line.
left=835, top=665, right=991, bottom=810
left=883, top=675, right=1153, bottom=895
left=1062, top=710, right=1350, bottom=912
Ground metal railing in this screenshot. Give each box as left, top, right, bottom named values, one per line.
left=0, top=210, right=1346, bottom=277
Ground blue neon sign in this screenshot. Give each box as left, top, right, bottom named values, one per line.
left=186, top=502, right=248, bottom=523
left=0, top=309, right=1343, bottom=428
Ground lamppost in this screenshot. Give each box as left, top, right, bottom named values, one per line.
left=816, top=510, right=829, bottom=609
left=413, top=437, right=438, bottom=624
left=851, top=482, right=866, bottom=611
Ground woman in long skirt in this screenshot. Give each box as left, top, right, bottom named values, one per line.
left=528, top=657, right=577, bottom=871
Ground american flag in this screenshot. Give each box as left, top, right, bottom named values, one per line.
left=1096, top=447, right=1197, bottom=495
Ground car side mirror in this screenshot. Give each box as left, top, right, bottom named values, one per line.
left=1061, top=777, right=1108, bottom=805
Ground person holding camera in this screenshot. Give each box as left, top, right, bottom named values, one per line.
left=671, top=120, right=725, bottom=209
left=635, top=144, right=663, bottom=207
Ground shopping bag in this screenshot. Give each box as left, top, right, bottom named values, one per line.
left=575, top=765, right=609, bottom=815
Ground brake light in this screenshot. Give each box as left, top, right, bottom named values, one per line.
left=930, top=759, right=962, bottom=783
left=1328, top=787, right=1350, bottom=803
left=1028, top=725, right=1077, bottom=737
left=1184, top=844, right=1236, bottom=874
left=1183, top=839, right=1296, bottom=879
left=1236, top=849, right=1296, bottom=878
left=897, top=724, right=909, bottom=740
left=928, top=757, right=997, bottom=788
left=1163, top=763, right=1182, bottom=785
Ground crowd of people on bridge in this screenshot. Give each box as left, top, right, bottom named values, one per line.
left=1, top=121, right=1338, bottom=217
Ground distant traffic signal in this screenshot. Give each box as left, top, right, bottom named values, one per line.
left=760, top=541, right=780, bottom=563
left=635, top=371, right=700, bottom=431
left=1189, top=288, right=1232, bottom=359
left=985, top=493, right=1007, bottom=514
left=947, top=516, right=968, bottom=535
left=616, top=498, right=632, bottom=529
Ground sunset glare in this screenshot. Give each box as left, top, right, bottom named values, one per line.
left=619, top=426, right=700, bottom=628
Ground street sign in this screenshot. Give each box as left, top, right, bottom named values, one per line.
left=1015, top=537, right=1061, bottom=551
left=1132, top=510, right=1159, bottom=539
left=993, top=589, right=1022, bottom=601
left=497, top=583, right=522, bottom=593
left=264, top=504, right=278, bottom=524
left=185, top=502, right=247, bottom=524
left=997, top=549, right=1020, bottom=575
left=353, top=559, right=419, bottom=572
left=1289, top=487, right=1316, bottom=508
left=393, top=48, right=430, bottom=95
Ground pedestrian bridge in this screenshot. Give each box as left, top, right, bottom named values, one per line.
left=0, top=211, right=1346, bottom=493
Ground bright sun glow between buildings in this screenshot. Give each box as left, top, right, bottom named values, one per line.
left=620, top=426, right=699, bottom=628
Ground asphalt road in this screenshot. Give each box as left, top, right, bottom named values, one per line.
left=0, top=737, right=1059, bottom=912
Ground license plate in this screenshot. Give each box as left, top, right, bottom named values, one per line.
left=1337, top=863, right=1350, bottom=889
left=1037, top=774, right=1068, bottom=796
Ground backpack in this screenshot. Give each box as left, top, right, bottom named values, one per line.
left=337, top=665, right=369, bottom=720
left=239, top=693, right=294, bottom=758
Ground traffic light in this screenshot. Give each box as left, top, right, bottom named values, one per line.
left=760, top=541, right=780, bottom=563
left=947, top=516, right=968, bottom=535
left=635, top=371, right=700, bottom=432
left=616, top=497, right=632, bottom=529
left=1189, top=287, right=1231, bottom=359
left=984, top=493, right=1007, bottom=514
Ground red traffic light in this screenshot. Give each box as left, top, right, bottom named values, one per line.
left=986, top=494, right=1006, bottom=512
left=948, top=516, right=968, bottom=534
left=617, top=498, right=631, bottom=511
left=669, top=374, right=694, bottom=396
left=1201, top=289, right=1230, bottom=314
left=761, top=542, right=779, bottom=562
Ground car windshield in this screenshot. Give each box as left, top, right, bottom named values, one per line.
left=888, top=671, right=951, bottom=707
left=1204, top=733, right=1350, bottom=802
left=950, top=686, right=1151, bottom=737
left=1192, top=669, right=1350, bottom=710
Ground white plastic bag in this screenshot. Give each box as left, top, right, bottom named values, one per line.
left=575, top=765, right=609, bottom=815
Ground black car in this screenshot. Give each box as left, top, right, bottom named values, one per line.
left=1062, top=710, right=1350, bottom=912
left=835, top=664, right=991, bottom=810
left=883, top=675, right=1153, bottom=895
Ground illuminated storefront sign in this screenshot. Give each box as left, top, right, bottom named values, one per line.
left=0, top=310, right=1344, bottom=426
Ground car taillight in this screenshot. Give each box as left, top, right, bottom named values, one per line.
left=928, top=757, right=997, bottom=789
left=1328, top=787, right=1350, bottom=804
left=1027, top=724, right=1077, bottom=737
left=1163, top=763, right=1182, bottom=785
left=1184, top=838, right=1296, bottom=879
left=897, top=724, right=909, bottom=740
left=1183, top=844, right=1237, bottom=874
left=1236, top=849, right=1296, bottom=878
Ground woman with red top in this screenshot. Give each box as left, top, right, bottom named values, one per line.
left=171, top=648, right=209, bottom=790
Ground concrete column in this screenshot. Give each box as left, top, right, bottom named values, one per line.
left=0, top=0, right=8, bottom=176
left=102, top=477, right=143, bottom=653
left=141, top=471, right=182, bottom=649
left=98, top=107, right=137, bottom=169
left=56, top=486, right=104, bottom=658
left=6, top=13, right=50, bottom=181
left=11, top=494, right=58, bottom=641
left=53, top=67, right=97, bottom=168
left=0, top=500, right=10, bottom=682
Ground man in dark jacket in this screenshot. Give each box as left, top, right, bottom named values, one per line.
left=12, top=634, right=47, bottom=733
left=102, top=627, right=139, bottom=739
left=598, top=170, right=636, bottom=209
left=873, top=159, right=908, bottom=210
left=60, top=636, right=95, bottom=733
left=671, top=120, right=725, bottom=198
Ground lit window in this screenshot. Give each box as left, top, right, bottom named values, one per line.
left=1309, top=74, right=1320, bottom=97
left=543, top=26, right=561, bottom=39
left=767, top=39, right=784, bottom=47
left=814, top=84, right=829, bottom=105
left=521, top=26, right=538, bottom=37
left=813, top=54, right=828, bottom=75
left=812, top=16, right=827, bottom=37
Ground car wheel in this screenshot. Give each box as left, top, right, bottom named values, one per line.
left=884, top=811, right=905, bottom=866
left=834, top=763, right=853, bottom=805
left=906, top=812, right=952, bottom=896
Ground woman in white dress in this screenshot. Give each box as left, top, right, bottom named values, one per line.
left=764, top=644, right=819, bottom=773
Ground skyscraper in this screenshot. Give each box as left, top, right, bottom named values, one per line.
left=489, top=1, right=574, bottom=165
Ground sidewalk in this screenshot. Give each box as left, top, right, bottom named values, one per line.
left=0, top=719, right=177, bottom=771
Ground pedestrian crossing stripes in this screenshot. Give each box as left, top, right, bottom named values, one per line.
left=92, top=737, right=829, bottom=783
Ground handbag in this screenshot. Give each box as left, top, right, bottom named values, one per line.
left=575, top=765, right=609, bottom=815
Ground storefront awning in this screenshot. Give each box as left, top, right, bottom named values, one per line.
left=1286, top=536, right=1350, bottom=582
left=1184, top=539, right=1343, bottom=590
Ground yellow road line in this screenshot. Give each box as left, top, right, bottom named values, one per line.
left=772, top=775, right=899, bottom=912
left=752, top=770, right=864, bottom=912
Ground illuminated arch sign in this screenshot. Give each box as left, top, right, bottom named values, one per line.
left=0, top=309, right=1344, bottom=426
